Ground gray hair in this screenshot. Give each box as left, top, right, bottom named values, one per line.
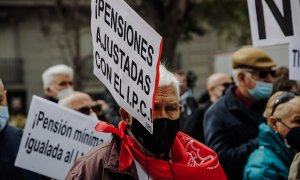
left=42, top=64, right=74, bottom=89
left=158, top=64, right=180, bottom=99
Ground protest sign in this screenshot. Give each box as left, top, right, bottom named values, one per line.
left=247, top=0, right=300, bottom=47
left=15, top=96, right=111, bottom=179
left=289, top=37, right=300, bottom=81
left=91, top=0, right=162, bottom=134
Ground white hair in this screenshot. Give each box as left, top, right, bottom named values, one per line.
left=158, top=64, right=180, bottom=98
left=42, top=64, right=74, bottom=89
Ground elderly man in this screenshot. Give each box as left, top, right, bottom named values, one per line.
left=204, top=47, right=276, bottom=180
left=207, top=73, right=233, bottom=103
left=59, top=91, right=122, bottom=125
left=42, top=64, right=74, bottom=103
left=66, top=65, right=226, bottom=179
left=0, top=79, right=41, bottom=179
left=59, top=91, right=99, bottom=121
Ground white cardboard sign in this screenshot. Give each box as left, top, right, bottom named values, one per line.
left=91, top=0, right=162, bottom=134
left=289, top=37, right=300, bottom=80
left=247, top=0, right=300, bottom=47
left=15, top=96, right=112, bottom=179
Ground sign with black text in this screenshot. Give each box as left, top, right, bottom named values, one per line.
left=91, top=0, right=162, bottom=133
left=15, top=96, right=111, bottom=179
left=248, top=0, right=300, bottom=47
left=289, top=37, right=300, bottom=80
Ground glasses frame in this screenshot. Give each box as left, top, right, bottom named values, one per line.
left=247, top=69, right=276, bottom=79
left=76, top=104, right=102, bottom=115
left=211, top=82, right=233, bottom=90
left=270, top=91, right=296, bottom=116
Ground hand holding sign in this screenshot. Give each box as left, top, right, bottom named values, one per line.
left=91, top=0, right=162, bottom=133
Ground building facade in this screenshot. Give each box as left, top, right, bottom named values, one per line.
left=0, top=0, right=238, bottom=115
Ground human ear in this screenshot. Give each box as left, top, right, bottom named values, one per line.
left=179, top=104, right=182, bottom=114
left=239, top=71, right=255, bottom=89
left=0, top=90, right=8, bottom=106
left=45, top=87, right=56, bottom=97
left=237, top=71, right=246, bottom=86
left=119, top=108, right=132, bottom=125
left=268, top=116, right=278, bottom=132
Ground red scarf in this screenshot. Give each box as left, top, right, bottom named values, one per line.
left=95, top=121, right=227, bottom=180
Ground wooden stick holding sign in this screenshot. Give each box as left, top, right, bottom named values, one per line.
left=91, top=0, right=162, bottom=134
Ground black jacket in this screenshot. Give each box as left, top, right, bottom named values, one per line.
left=0, top=124, right=42, bottom=179
left=203, top=85, right=265, bottom=180
left=182, top=100, right=212, bottom=143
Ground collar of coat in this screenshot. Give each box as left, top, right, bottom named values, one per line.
left=104, top=135, right=138, bottom=178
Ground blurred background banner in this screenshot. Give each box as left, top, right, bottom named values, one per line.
left=289, top=37, right=300, bottom=81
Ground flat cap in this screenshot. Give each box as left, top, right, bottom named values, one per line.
left=232, top=47, right=276, bottom=69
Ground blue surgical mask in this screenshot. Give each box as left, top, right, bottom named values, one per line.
left=0, top=106, right=9, bottom=132
left=249, top=81, right=273, bottom=100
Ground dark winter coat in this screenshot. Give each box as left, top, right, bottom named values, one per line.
left=203, top=85, right=265, bottom=180
left=0, top=124, right=42, bottom=179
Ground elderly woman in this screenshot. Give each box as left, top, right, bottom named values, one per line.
left=243, top=91, right=300, bottom=180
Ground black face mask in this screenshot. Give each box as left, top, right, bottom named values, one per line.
left=130, top=118, right=180, bottom=157
left=285, top=127, right=300, bottom=152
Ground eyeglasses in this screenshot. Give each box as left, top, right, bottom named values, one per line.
left=270, top=91, right=296, bottom=116
left=76, top=104, right=102, bottom=115
left=222, top=82, right=232, bottom=89
left=212, top=82, right=233, bottom=89
left=249, top=69, right=276, bottom=79
left=275, top=118, right=291, bottom=130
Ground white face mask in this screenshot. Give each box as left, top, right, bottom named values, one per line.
left=57, top=87, right=74, bottom=100
left=89, top=112, right=99, bottom=122
left=0, top=106, right=9, bottom=132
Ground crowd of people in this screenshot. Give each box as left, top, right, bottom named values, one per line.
left=1, top=46, right=300, bottom=180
